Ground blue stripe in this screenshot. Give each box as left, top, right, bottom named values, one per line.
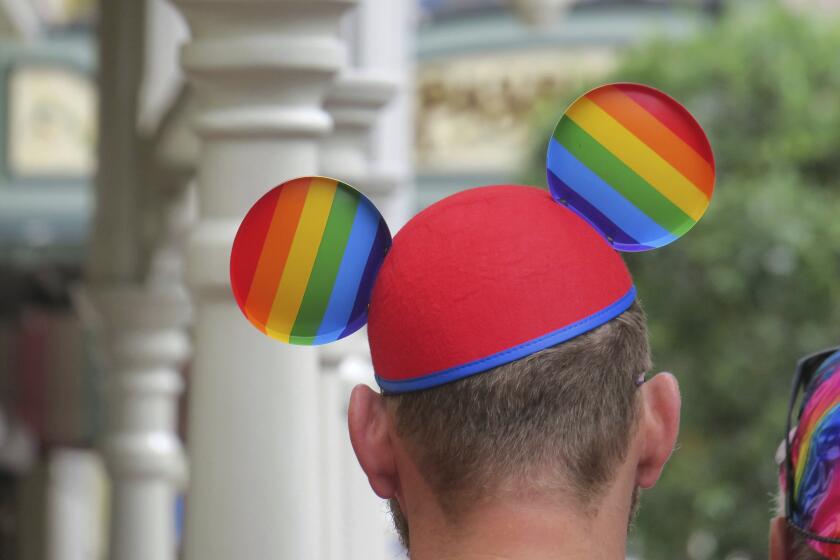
left=313, top=199, right=380, bottom=344
left=338, top=218, right=389, bottom=339
left=547, top=169, right=641, bottom=249
left=795, top=401, right=840, bottom=505
left=376, top=286, right=637, bottom=393
left=547, top=139, right=677, bottom=249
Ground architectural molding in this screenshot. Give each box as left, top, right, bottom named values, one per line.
left=83, top=283, right=191, bottom=560
left=172, top=2, right=358, bottom=559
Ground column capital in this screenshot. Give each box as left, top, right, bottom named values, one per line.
left=174, top=0, right=357, bottom=44
left=325, top=71, right=398, bottom=130
left=176, top=0, right=359, bottom=294
left=105, top=432, right=185, bottom=480
left=81, top=284, right=191, bottom=484
left=321, top=70, right=398, bottom=186
left=176, top=0, right=358, bottom=140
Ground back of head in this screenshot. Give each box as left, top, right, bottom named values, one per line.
left=387, top=300, right=650, bottom=519
left=366, top=185, right=652, bottom=544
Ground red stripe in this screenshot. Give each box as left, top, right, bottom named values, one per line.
left=246, top=178, right=311, bottom=329
left=587, top=85, right=714, bottom=199
left=615, top=83, right=715, bottom=169
left=230, top=187, right=282, bottom=315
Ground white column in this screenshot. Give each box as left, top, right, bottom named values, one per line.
left=45, top=449, right=108, bottom=560
left=318, top=337, right=361, bottom=560
left=172, top=2, right=356, bottom=559
left=320, top=339, right=394, bottom=560
left=321, top=72, right=398, bottom=220
left=86, top=286, right=191, bottom=560
left=86, top=0, right=145, bottom=284
left=82, top=0, right=194, bottom=558
left=318, top=2, right=414, bottom=557
left=319, top=47, right=399, bottom=560
left=353, top=0, right=415, bottom=228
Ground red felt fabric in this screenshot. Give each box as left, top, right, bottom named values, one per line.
left=368, top=185, right=633, bottom=383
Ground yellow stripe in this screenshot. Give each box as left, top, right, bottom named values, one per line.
left=795, top=436, right=810, bottom=493
left=265, top=178, right=337, bottom=342
left=566, top=96, right=708, bottom=222
left=794, top=397, right=840, bottom=491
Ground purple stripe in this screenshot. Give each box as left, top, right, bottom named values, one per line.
left=547, top=169, right=642, bottom=249
left=339, top=218, right=389, bottom=338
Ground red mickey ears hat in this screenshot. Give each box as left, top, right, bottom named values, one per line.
left=368, top=185, right=635, bottom=392
left=230, top=83, right=715, bottom=393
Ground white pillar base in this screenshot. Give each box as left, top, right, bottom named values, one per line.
left=85, top=284, right=190, bottom=560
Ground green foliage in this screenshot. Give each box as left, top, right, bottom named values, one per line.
left=524, top=5, right=840, bottom=559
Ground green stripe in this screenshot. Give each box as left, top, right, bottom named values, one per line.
left=553, top=117, right=693, bottom=234
left=290, top=184, right=360, bottom=340
left=288, top=334, right=317, bottom=345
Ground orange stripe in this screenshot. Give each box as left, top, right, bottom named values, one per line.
left=566, top=97, right=708, bottom=221
left=265, top=178, right=337, bottom=342
left=244, top=177, right=311, bottom=331
left=587, top=85, right=714, bottom=199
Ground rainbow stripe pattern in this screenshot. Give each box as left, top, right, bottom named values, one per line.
left=230, top=176, right=391, bottom=345
left=547, top=83, right=715, bottom=252
left=787, top=349, right=840, bottom=557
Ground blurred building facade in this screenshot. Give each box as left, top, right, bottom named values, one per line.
left=414, top=0, right=711, bottom=205
left=0, top=1, right=738, bottom=559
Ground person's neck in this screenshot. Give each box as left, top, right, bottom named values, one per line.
left=406, top=488, right=633, bottom=560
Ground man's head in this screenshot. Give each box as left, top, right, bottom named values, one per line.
left=347, top=185, right=684, bottom=555
left=349, top=299, right=681, bottom=551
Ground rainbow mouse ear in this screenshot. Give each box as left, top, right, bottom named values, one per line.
left=230, top=176, right=391, bottom=345
left=546, top=82, right=715, bottom=252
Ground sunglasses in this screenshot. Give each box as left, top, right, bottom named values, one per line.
left=784, top=345, right=840, bottom=544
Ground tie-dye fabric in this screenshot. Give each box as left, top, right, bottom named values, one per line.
left=783, top=349, right=840, bottom=558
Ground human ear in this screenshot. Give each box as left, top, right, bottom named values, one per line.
left=347, top=384, right=399, bottom=499
left=769, top=516, right=789, bottom=560
left=635, top=372, right=681, bottom=488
